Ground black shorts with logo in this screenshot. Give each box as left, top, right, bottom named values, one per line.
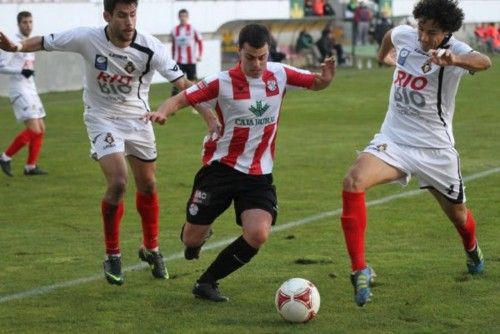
left=186, top=162, right=278, bottom=226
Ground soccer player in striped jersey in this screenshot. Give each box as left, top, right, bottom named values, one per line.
left=340, top=0, right=491, bottom=307
left=0, top=12, right=47, bottom=177
left=147, top=24, right=335, bottom=301
left=0, top=0, right=218, bottom=286
left=170, top=8, right=203, bottom=97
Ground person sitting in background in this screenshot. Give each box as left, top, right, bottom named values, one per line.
left=316, top=29, right=333, bottom=62
left=295, top=29, right=320, bottom=66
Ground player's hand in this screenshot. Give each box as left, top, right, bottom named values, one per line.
left=0, top=32, right=18, bottom=52
left=21, top=69, right=35, bottom=78
left=321, top=56, right=336, bottom=81
left=427, top=48, right=455, bottom=66
left=144, top=111, right=168, bottom=125
left=206, top=115, right=222, bottom=140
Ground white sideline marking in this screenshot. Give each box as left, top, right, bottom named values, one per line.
left=1, top=167, right=499, bottom=304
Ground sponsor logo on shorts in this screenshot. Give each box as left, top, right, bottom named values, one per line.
left=447, top=184, right=455, bottom=195
left=95, top=54, right=108, bottom=71
left=102, top=132, right=116, bottom=150
left=376, top=143, right=388, bottom=152
left=189, top=203, right=199, bottom=216
left=192, top=190, right=210, bottom=204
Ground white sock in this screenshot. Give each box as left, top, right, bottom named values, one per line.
left=1, top=153, right=12, bottom=161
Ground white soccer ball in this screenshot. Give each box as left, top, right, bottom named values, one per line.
left=275, top=278, right=320, bottom=323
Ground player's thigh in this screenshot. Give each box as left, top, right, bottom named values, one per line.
left=84, top=114, right=126, bottom=160
left=11, top=93, right=46, bottom=123
left=414, top=147, right=466, bottom=205
left=127, top=155, right=156, bottom=193
left=186, top=163, right=234, bottom=225
left=234, top=174, right=278, bottom=226
left=98, top=152, right=129, bottom=185
left=123, top=120, right=157, bottom=163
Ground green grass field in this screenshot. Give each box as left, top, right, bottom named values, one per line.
left=1, top=58, right=499, bottom=333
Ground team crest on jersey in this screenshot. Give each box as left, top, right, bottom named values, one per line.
left=266, top=79, right=277, bottom=92
left=397, top=48, right=411, bottom=66
left=249, top=100, right=270, bottom=117
left=124, top=61, right=136, bottom=74
left=94, top=55, right=108, bottom=71
left=421, top=61, right=432, bottom=74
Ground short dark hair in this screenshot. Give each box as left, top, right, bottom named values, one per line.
left=104, top=0, right=138, bottom=14
left=178, top=9, right=188, bottom=16
left=413, top=0, right=464, bottom=33
left=238, top=24, right=271, bottom=49
left=17, top=11, right=32, bottom=24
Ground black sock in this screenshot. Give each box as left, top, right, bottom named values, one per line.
left=198, top=236, right=258, bottom=283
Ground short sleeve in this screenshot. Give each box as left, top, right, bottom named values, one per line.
left=150, top=37, right=184, bottom=82
left=43, top=27, right=89, bottom=53
left=391, top=25, right=413, bottom=47
left=450, top=39, right=475, bottom=76
left=184, top=75, right=219, bottom=108
left=283, top=64, right=315, bottom=89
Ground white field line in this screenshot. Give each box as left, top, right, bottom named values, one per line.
left=1, top=167, right=499, bottom=304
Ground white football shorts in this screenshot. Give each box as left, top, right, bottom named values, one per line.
left=84, top=111, right=157, bottom=161
left=364, top=133, right=466, bottom=203
left=10, top=93, right=46, bottom=122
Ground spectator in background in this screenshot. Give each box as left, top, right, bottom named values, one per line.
left=295, top=29, right=320, bottom=66
left=374, top=11, right=393, bottom=49
left=354, top=1, right=372, bottom=45
left=316, top=28, right=333, bottom=62
left=324, top=1, right=336, bottom=16
left=312, top=0, right=325, bottom=16
left=269, top=32, right=286, bottom=62
left=171, top=9, right=203, bottom=96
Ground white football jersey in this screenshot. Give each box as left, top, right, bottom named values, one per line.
left=185, top=62, right=316, bottom=175
left=43, top=27, right=184, bottom=118
left=380, top=25, right=473, bottom=148
left=0, top=33, right=37, bottom=97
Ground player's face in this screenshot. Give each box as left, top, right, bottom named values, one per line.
left=417, top=19, right=449, bottom=51
left=18, top=16, right=33, bottom=37
left=179, top=12, right=189, bottom=25
left=239, top=42, right=269, bottom=78
left=104, top=3, right=137, bottom=44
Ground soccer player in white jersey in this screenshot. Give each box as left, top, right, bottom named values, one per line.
left=147, top=24, right=335, bottom=301
left=0, top=0, right=218, bottom=286
left=340, top=0, right=491, bottom=307
left=170, top=8, right=203, bottom=97
left=0, top=12, right=47, bottom=177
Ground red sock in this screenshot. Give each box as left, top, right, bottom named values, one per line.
left=136, top=192, right=159, bottom=250
left=5, top=128, right=34, bottom=157
left=455, top=209, right=477, bottom=251
left=341, top=191, right=367, bottom=272
left=27, top=131, right=44, bottom=165
left=101, top=200, right=124, bottom=255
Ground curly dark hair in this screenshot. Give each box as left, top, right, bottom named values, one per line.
left=413, top=0, right=464, bottom=32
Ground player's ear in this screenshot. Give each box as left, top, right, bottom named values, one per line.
left=103, top=11, right=112, bottom=23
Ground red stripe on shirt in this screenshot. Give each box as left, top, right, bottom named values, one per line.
left=195, top=31, right=203, bottom=58
left=202, top=102, right=224, bottom=165
left=284, top=66, right=315, bottom=89
left=249, top=123, right=276, bottom=174
left=187, top=46, right=192, bottom=64
left=220, top=127, right=250, bottom=168
left=228, top=64, right=250, bottom=100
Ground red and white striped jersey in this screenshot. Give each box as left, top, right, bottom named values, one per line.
left=171, top=24, right=203, bottom=65
left=184, top=62, right=316, bottom=175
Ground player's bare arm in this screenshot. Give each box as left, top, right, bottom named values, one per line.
left=310, top=56, right=336, bottom=91
left=0, top=32, right=43, bottom=52
left=427, top=48, right=491, bottom=72
left=146, top=92, right=188, bottom=124
left=377, top=29, right=396, bottom=66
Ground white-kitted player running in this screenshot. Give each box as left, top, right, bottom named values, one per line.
left=0, top=0, right=219, bottom=286
left=0, top=11, right=47, bottom=177
left=339, top=0, right=492, bottom=307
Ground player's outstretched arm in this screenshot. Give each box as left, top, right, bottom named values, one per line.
left=146, top=93, right=189, bottom=125
left=427, top=48, right=491, bottom=72
left=377, top=29, right=396, bottom=66
left=310, top=56, right=336, bottom=91
left=0, top=32, right=43, bottom=53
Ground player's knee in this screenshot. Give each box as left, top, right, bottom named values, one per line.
left=449, top=208, right=468, bottom=226
left=108, top=178, right=127, bottom=198
left=245, top=229, right=269, bottom=248
left=139, top=180, right=156, bottom=195
left=343, top=172, right=366, bottom=192
left=182, top=231, right=205, bottom=248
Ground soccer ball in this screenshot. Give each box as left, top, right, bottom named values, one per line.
left=275, top=278, right=320, bottom=323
